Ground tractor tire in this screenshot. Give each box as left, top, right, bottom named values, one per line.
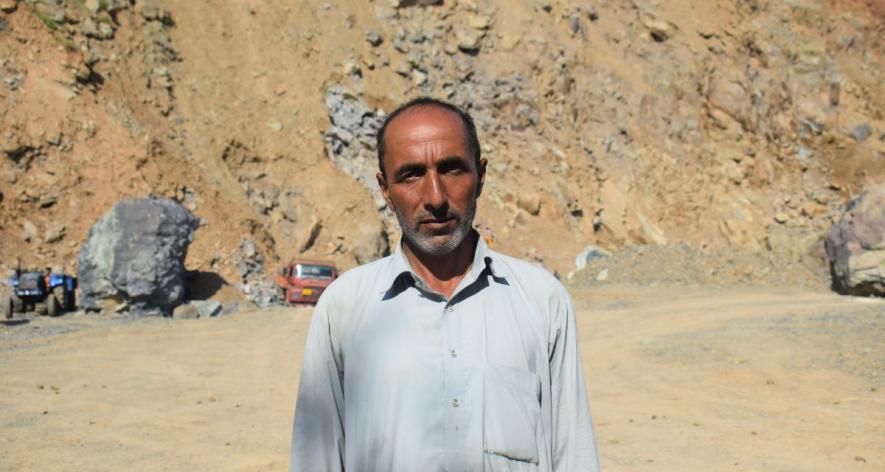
left=47, top=294, right=59, bottom=317
left=53, top=286, right=67, bottom=311
left=12, top=294, right=24, bottom=313
left=3, top=297, right=11, bottom=319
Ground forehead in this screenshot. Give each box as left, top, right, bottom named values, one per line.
left=384, top=106, right=470, bottom=156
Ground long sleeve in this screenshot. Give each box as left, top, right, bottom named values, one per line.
left=290, top=297, right=345, bottom=472
left=549, top=286, right=600, bottom=472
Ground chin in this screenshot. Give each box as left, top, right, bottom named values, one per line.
left=396, top=209, right=476, bottom=257
left=406, top=230, right=467, bottom=257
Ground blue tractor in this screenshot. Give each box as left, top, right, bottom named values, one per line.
left=4, top=267, right=77, bottom=319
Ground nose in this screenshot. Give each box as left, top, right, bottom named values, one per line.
left=423, top=171, right=447, bottom=212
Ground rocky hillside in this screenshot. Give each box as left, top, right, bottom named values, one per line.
left=1, top=0, right=883, bottom=288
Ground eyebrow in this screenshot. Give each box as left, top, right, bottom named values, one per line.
left=392, top=155, right=470, bottom=180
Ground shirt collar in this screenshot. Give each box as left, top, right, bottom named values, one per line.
left=383, top=230, right=502, bottom=300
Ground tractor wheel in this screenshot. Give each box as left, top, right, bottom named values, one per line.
left=47, top=294, right=59, bottom=317
left=3, top=297, right=11, bottom=319
left=53, top=286, right=67, bottom=311
left=12, top=294, right=24, bottom=313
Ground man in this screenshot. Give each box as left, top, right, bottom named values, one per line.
left=291, top=98, right=599, bottom=471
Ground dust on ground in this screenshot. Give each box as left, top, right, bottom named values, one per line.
left=1, top=287, right=882, bottom=471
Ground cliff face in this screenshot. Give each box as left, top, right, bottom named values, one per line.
left=1, top=0, right=882, bottom=284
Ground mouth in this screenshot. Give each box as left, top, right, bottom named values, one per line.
left=419, top=217, right=455, bottom=230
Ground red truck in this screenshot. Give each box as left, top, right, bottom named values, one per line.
left=276, top=260, right=338, bottom=305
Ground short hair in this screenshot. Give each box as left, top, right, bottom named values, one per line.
left=376, top=97, right=481, bottom=177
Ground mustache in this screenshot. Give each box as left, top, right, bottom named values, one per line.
left=415, top=207, right=463, bottom=221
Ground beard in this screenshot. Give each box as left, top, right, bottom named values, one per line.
left=395, top=198, right=477, bottom=257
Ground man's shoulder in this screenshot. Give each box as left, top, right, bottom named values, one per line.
left=488, top=249, right=567, bottom=296
left=320, top=254, right=394, bottom=302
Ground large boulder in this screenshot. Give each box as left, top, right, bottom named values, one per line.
left=77, top=197, right=200, bottom=315
left=824, top=184, right=885, bottom=297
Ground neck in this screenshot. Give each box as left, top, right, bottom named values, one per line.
left=402, top=231, right=478, bottom=298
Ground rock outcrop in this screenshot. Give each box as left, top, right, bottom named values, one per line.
left=77, top=198, right=199, bottom=315
left=233, top=238, right=278, bottom=307
left=825, top=185, right=885, bottom=297
left=323, top=86, right=385, bottom=209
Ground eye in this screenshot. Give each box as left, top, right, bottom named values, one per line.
left=396, top=166, right=425, bottom=182
left=439, top=160, right=468, bottom=174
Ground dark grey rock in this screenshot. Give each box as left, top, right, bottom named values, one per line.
left=825, top=184, right=885, bottom=297
left=77, top=197, right=199, bottom=315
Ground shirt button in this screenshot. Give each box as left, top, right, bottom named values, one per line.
left=449, top=350, right=458, bottom=358
left=451, top=398, right=459, bottom=408
left=445, top=306, right=454, bottom=313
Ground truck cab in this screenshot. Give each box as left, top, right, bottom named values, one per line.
left=276, top=261, right=337, bottom=305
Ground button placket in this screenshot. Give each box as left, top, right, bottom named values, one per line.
left=442, top=301, right=466, bottom=468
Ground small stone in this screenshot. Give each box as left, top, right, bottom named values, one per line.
left=192, top=300, right=223, bottom=318
left=34, top=1, right=67, bottom=23
left=364, top=30, right=383, bottom=47
left=44, top=225, right=66, bottom=244
left=468, top=14, right=492, bottom=30
left=517, top=193, right=542, bottom=216
left=267, top=121, right=284, bottom=132
left=773, top=212, right=789, bottom=224
left=172, top=303, right=199, bottom=319
left=393, top=0, right=442, bottom=8
left=850, top=123, right=871, bottom=143
left=22, top=220, right=39, bottom=243
left=0, top=0, right=17, bottom=14
left=641, top=14, right=673, bottom=42
left=343, top=61, right=361, bottom=77
left=568, top=14, right=582, bottom=35
left=97, top=22, right=115, bottom=39
left=412, top=69, right=428, bottom=86
left=39, top=195, right=58, bottom=208
left=81, top=17, right=100, bottom=37
left=456, top=29, right=483, bottom=53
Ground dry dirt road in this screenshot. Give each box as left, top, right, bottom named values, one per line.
left=1, top=286, right=882, bottom=471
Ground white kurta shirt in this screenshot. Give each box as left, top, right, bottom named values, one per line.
left=291, top=235, right=599, bottom=471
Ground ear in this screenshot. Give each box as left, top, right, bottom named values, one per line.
left=475, top=158, right=488, bottom=198
left=376, top=172, right=395, bottom=211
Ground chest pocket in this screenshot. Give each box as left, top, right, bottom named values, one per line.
left=482, top=364, right=542, bottom=468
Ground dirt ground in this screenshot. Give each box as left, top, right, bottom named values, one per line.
left=1, top=286, right=883, bottom=471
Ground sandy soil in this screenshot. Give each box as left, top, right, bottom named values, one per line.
left=1, top=287, right=883, bottom=471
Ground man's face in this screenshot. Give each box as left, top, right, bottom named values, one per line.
left=377, top=106, right=486, bottom=257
